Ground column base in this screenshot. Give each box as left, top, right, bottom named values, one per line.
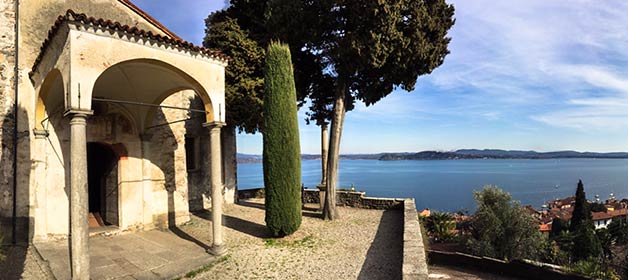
left=207, top=244, right=227, bottom=256
left=316, top=184, right=327, bottom=210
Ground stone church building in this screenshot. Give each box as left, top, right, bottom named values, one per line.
left=0, top=0, right=233, bottom=277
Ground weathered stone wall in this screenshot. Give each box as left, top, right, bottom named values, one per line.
left=402, top=199, right=428, bottom=280
left=428, top=251, right=593, bottom=280
left=240, top=188, right=405, bottom=210
left=0, top=0, right=16, bottom=243
left=145, top=90, right=206, bottom=227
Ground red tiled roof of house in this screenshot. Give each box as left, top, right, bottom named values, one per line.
left=610, top=208, right=628, bottom=218
left=419, top=209, right=430, bottom=217
left=30, top=10, right=227, bottom=78
left=539, top=223, right=552, bottom=232
left=549, top=196, right=575, bottom=208
left=592, top=211, right=613, bottom=221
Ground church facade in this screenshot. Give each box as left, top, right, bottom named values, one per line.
left=0, top=0, right=231, bottom=277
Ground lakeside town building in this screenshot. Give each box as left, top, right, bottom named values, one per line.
left=534, top=196, right=628, bottom=231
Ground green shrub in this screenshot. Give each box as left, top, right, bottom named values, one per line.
left=424, top=212, right=456, bottom=242
left=463, top=185, right=542, bottom=261
left=262, top=41, right=302, bottom=237
left=568, top=259, right=619, bottom=280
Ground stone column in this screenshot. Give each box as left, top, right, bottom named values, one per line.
left=204, top=121, right=226, bottom=255
left=317, top=124, right=329, bottom=209
left=65, top=110, right=92, bottom=280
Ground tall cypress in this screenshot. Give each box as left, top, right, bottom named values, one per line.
left=262, top=41, right=302, bottom=237
left=570, top=180, right=590, bottom=232
left=569, top=180, right=602, bottom=261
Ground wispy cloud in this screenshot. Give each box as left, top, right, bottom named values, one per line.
left=132, top=0, right=628, bottom=152
left=409, top=0, right=628, bottom=131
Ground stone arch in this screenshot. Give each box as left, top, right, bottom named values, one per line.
left=90, top=58, right=215, bottom=132
left=35, top=69, right=64, bottom=130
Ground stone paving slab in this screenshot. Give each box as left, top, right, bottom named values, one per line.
left=34, top=229, right=215, bottom=279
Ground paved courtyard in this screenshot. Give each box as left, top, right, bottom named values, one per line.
left=35, top=230, right=214, bottom=279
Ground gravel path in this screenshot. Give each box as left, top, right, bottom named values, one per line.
left=0, top=245, right=55, bottom=280
left=180, top=199, right=403, bottom=280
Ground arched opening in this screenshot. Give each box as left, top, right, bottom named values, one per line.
left=35, top=69, right=64, bottom=130
left=87, top=142, right=119, bottom=227
left=91, top=58, right=215, bottom=133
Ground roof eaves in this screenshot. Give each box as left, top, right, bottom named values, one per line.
left=30, top=10, right=228, bottom=79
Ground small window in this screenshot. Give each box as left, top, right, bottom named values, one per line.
left=185, top=136, right=199, bottom=171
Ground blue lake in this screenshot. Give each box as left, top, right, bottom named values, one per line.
left=237, top=158, right=628, bottom=212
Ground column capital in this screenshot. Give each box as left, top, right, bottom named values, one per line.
left=63, top=109, right=94, bottom=118
left=203, top=121, right=227, bottom=130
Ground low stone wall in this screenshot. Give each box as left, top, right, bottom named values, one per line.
left=402, top=199, right=429, bottom=279
left=302, top=189, right=319, bottom=204
left=238, top=188, right=265, bottom=200
left=239, top=188, right=404, bottom=210
left=428, top=250, right=592, bottom=280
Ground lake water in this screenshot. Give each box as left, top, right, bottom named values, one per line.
left=237, top=158, right=628, bottom=212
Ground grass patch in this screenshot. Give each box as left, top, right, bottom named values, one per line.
left=263, top=235, right=316, bottom=248
left=173, top=255, right=230, bottom=280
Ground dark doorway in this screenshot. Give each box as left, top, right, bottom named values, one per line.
left=87, top=142, right=119, bottom=227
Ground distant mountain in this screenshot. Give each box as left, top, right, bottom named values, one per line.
left=237, top=153, right=382, bottom=163
left=237, top=149, right=628, bottom=163
left=236, top=153, right=263, bottom=164
left=380, top=149, right=628, bottom=161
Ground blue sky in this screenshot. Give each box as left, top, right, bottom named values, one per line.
left=131, top=0, right=628, bottom=154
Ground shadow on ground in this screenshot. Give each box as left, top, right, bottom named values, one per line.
left=169, top=226, right=211, bottom=251
left=193, top=209, right=273, bottom=239
left=357, top=210, right=403, bottom=280
left=0, top=245, right=28, bottom=279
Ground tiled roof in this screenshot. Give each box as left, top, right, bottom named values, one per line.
left=419, top=209, right=430, bottom=217
left=612, top=208, right=628, bottom=217
left=592, top=211, right=613, bottom=221
left=30, top=9, right=227, bottom=78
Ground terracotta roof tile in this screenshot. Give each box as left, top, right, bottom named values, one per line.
left=30, top=9, right=227, bottom=78
left=592, top=211, right=613, bottom=221
left=539, top=223, right=551, bottom=232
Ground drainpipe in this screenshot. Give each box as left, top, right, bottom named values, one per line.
left=12, top=0, right=19, bottom=245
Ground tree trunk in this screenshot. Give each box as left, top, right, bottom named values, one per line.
left=221, top=125, right=238, bottom=203
left=322, top=84, right=346, bottom=220
left=320, top=124, right=328, bottom=186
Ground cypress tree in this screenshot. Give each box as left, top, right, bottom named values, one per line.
left=550, top=218, right=567, bottom=239
left=570, top=180, right=591, bottom=232
left=262, top=41, right=302, bottom=237
left=569, top=180, right=602, bottom=261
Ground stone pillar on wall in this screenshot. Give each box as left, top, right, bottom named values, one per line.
left=204, top=121, right=226, bottom=256
left=66, top=110, right=92, bottom=280
left=221, top=125, right=237, bottom=204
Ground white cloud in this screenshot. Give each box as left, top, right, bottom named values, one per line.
left=409, top=0, right=628, bottom=131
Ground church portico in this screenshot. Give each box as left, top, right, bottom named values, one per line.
left=28, top=10, right=228, bottom=279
